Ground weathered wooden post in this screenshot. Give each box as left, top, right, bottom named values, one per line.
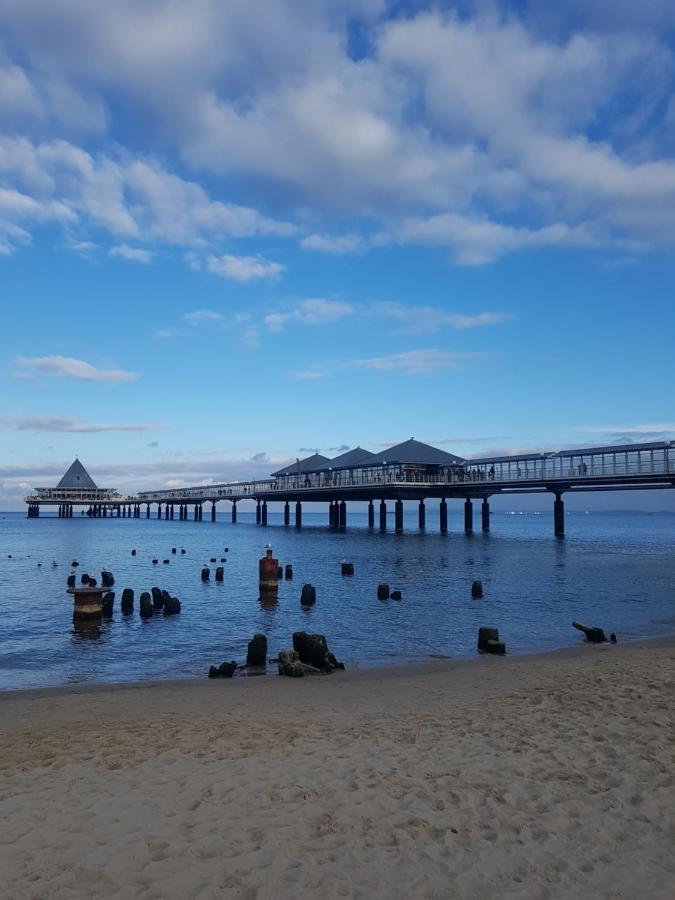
left=68, top=586, right=106, bottom=622
left=259, top=545, right=279, bottom=597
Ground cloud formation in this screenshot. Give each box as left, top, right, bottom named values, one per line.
left=0, top=415, right=163, bottom=432
left=264, top=298, right=353, bottom=332
left=109, top=243, right=153, bottom=264
left=15, top=355, right=138, bottom=382
left=205, top=253, right=284, bottom=282
left=2, top=2, right=675, bottom=264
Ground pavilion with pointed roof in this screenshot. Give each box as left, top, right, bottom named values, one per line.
left=27, top=458, right=123, bottom=517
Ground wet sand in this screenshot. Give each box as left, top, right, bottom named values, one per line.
left=1, top=639, right=674, bottom=899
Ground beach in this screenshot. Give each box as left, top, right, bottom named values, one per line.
left=1, top=639, right=674, bottom=899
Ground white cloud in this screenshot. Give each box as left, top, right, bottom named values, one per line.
left=264, top=298, right=353, bottom=331
left=300, top=233, right=362, bottom=254
left=184, top=308, right=223, bottom=323
left=15, top=355, right=138, bottom=382
left=371, top=302, right=509, bottom=334
left=1, top=2, right=675, bottom=264
left=353, top=349, right=483, bottom=374
left=0, top=416, right=163, bottom=432
left=109, top=243, right=153, bottom=264
left=206, top=253, right=284, bottom=282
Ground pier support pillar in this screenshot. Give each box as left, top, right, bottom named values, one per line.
left=379, top=500, right=387, bottom=531
left=440, top=499, right=448, bottom=533
left=418, top=500, right=426, bottom=530
left=232, top=501, right=237, bottom=523
left=295, top=501, right=302, bottom=529
left=164, top=504, right=169, bottom=520
left=284, top=501, right=290, bottom=527
left=464, top=498, right=473, bottom=534
left=157, top=504, right=162, bottom=519
left=256, top=501, right=261, bottom=525
left=328, top=502, right=335, bottom=529
left=554, top=493, right=565, bottom=538
left=482, top=498, right=490, bottom=532
left=146, top=504, right=150, bottom=519
left=211, top=502, right=216, bottom=522
left=170, top=504, right=174, bottom=520
left=261, top=501, right=268, bottom=526
left=339, top=501, right=347, bottom=531
left=395, top=499, right=404, bottom=533
left=368, top=501, right=374, bottom=528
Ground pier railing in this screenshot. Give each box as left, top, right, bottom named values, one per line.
left=135, top=444, right=674, bottom=502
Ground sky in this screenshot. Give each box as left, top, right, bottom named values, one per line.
left=1, top=0, right=675, bottom=510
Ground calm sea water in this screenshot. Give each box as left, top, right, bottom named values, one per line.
left=1, top=508, right=674, bottom=690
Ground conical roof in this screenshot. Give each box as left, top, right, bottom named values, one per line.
left=366, top=439, right=464, bottom=466
left=57, top=458, right=98, bottom=489
left=308, top=447, right=376, bottom=472
left=271, top=453, right=331, bottom=477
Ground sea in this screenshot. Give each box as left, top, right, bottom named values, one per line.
left=1, top=508, right=674, bottom=691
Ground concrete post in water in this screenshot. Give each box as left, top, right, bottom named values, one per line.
left=157, top=503, right=162, bottom=519
left=418, top=500, right=426, bottom=530
left=368, top=501, right=374, bottom=528
left=472, top=580, right=483, bottom=598
left=165, top=504, right=170, bottom=520
left=259, top=545, right=279, bottom=597
left=481, top=498, right=490, bottom=532
left=464, top=498, right=473, bottom=534
left=68, top=586, right=106, bottom=622
left=139, top=592, right=153, bottom=618
left=440, top=498, right=448, bottom=533
left=379, top=500, right=387, bottom=531
left=283, top=501, right=289, bottom=526
left=211, top=502, right=216, bottom=522
left=261, top=501, right=268, bottom=526
left=554, top=492, right=565, bottom=538
left=169, top=504, right=174, bottom=520
left=215, top=566, right=224, bottom=581
left=201, top=567, right=210, bottom=581
left=284, top=564, right=293, bottom=579
left=146, top=504, right=150, bottom=518
left=395, top=499, right=404, bottom=533
left=256, top=501, right=261, bottom=525
left=295, top=501, right=302, bottom=528
left=300, top=584, right=316, bottom=605
left=232, top=501, right=237, bottom=523
left=339, top=501, right=347, bottom=531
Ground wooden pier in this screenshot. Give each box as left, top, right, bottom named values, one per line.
left=25, top=439, right=675, bottom=536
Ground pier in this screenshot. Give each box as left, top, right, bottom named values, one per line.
left=25, top=439, right=675, bottom=536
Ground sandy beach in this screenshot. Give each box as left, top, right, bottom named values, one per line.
left=1, top=640, right=674, bottom=900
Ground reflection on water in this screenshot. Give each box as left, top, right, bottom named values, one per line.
left=0, top=508, right=674, bottom=690
left=71, top=620, right=102, bottom=641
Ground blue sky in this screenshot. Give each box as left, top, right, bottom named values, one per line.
left=1, top=0, right=674, bottom=508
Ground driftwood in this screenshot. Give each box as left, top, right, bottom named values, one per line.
left=572, top=621, right=607, bottom=643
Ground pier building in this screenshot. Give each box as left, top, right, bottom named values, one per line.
left=26, top=439, right=675, bottom=535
